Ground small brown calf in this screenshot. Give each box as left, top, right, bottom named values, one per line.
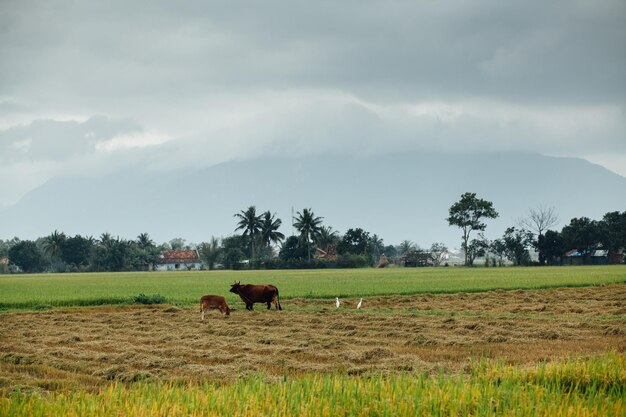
left=200, top=294, right=231, bottom=320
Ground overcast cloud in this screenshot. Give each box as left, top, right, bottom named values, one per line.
left=1, top=0, right=625, bottom=207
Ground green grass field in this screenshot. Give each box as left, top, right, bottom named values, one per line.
left=1, top=265, right=625, bottom=310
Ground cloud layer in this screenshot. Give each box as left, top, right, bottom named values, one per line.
left=0, top=0, right=624, bottom=206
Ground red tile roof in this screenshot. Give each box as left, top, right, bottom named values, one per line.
left=159, top=250, right=199, bottom=264
left=0, top=258, right=8, bottom=265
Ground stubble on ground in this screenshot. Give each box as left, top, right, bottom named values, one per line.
left=1, top=285, right=624, bottom=393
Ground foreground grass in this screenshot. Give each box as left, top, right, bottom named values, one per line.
left=2, top=354, right=623, bottom=417
left=1, top=265, right=625, bottom=310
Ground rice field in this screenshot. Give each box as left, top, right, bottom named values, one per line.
left=1, top=265, right=625, bottom=309
left=1, top=267, right=625, bottom=416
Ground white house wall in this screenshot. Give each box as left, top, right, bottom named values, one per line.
left=155, top=262, right=203, bottom=271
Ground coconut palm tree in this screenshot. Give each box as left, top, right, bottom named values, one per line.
left=317, top=226, right=340, bottom=248
left=370, top=234, right=384, bottom=262
left=99, top=232, right=114, bottom=248
left=397, top=240, right=417, bottom=257
left=234, top=206, right=263, bottom=259
left=260, top=211, right=285, bottom=250
left=293, top=208, right=323, bottom=262
left=137, top=233, right=154, bottom=249
left=199, top=236, right=221, bottom=270
left=42, top=230, right=66, bottom=260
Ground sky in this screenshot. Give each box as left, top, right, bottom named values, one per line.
left=1, top=0, right=625, bottom=209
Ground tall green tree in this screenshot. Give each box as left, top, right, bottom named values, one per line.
left=99, top=233, right=114, bottom=249
left=317, top=226, right=340, bottom=248
left=338, top=228, right=371, bottom=255
left=561, top=217, right=600, bottom=260
left=490, top=239, right=507, bottom=266
left=293, top=208, right=323, bottom=263
left=370, top=234, right=385, bottom=263
left=260, top=211, right=285, bottom=250
left=135, top=233, right=159, bottom=270
left=465, top=234, right=490, bottom=266
left=279, top=236, right=308, bottom=261
left=599, top=211, right=626, bottom=257
left=42, top=230, right=67, bottom=260
left=219, top=235, right=247, bottom=269
left=537, top=230, right=564, bottom=265
left=8, top=240, right=46, bottom=273
left=90, top=235, right=132, bottom=271
left=199, top=236, right=222, bottom=270
left=137, top=233, right=154, bottom=249
left=447, top=192, right=499, bottom=266
left=234, top=206, right=263, bottom=260
left=41, top=230, right=67, bottom=271
left=60, top=235, right=94, bottom=268
left=502, top=227, right=534, bottom=266
left=397, top=240, right=417, bottom=257
left=0, top=237, right=20, bottom=258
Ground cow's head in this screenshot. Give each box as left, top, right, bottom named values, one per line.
left=230, top=281, right=241, bottom=294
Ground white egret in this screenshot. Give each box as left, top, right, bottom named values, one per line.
left=335, top=297, right=340, bottom=309
left=356, top=298, right=363, bottom=309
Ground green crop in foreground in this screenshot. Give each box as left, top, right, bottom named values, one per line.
left=2, top=353, right=624, bottom=417
left=0, top=265, right=625, bottom=310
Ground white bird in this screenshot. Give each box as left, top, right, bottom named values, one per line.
left=356, top=298, right=363, bottom=309
left=335, top=297, right=340, bottom=309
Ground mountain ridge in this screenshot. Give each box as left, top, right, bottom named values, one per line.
left=1, top=151, right=625, bottom=247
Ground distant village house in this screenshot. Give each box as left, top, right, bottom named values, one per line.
left=155, top=249, right=203, bottom=271
left=315, top=244, right=337, bottom=261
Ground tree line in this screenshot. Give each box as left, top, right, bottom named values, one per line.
left=1, top=194, right=624, bottom=273
left=446, top=192, right=626, bottom=266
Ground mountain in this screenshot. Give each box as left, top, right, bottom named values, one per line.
left=1, top=152, right=625, bottom=247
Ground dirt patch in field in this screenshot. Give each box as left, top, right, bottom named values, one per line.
left=1, top=285, right=624, bottom=393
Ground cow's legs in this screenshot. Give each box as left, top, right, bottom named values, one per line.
left=246, top=303, right=253, bottom=311
left=201, top=309, right=205, bottom=321
left=267, top=301, right=271, bottom=310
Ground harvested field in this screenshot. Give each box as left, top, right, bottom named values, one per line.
left=1, top=285, right=625, bottom=394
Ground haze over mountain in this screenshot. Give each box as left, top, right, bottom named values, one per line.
left=1, top=0, right=624, bottom=247
left=1, top=151, right=624, bottom=248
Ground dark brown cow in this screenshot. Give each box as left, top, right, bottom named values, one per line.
left=200, top=294, right=231, bottom=320
left=229, top=281, right=282, bottom=311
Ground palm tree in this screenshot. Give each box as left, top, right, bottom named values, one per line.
left=260, top=211, right=285, bottom=250
left=293, top=208, right=323, bottom=262
left=137, top=233, right=154, bottom=249
left=370, top=234, right=384, bottom=262
left=234, top=206, right=262, bottom=259
left=199, top=236, right=221, bottom=270
left=398, top=240, right=417, bottom=256
left=42, top=230, right=66, bottom=260
left=317, top=226, right=340, bottom=248
left=99, top=232, right=114, bottom=248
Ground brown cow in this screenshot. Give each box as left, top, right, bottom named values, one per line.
left=200, top=294, right=231, bottom=320
left=229, top=281, right=282, bottom=311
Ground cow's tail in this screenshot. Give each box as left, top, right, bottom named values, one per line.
left=276, top=288, right=282, bottom=311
